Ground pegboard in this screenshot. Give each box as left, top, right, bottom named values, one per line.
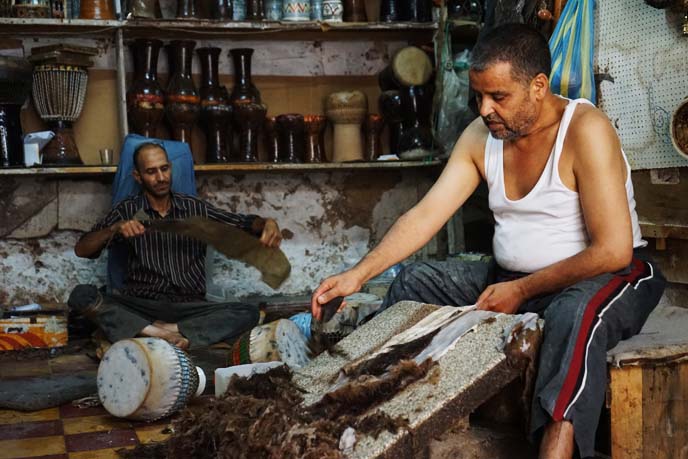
left=595, top=0, right=688, bottom=169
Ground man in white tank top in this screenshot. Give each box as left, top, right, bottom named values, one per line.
left=311, top=24, right=665, bottom=458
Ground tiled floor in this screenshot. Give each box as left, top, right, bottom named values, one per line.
left=0, top=348, right=172, bottom=459
left=0, top=404, right=172, bottom=459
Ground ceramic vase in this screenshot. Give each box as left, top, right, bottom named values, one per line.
left=127, top=38, right=165, bottom=138
left=363, top=0, right=380, bottom=21
left=264, top=0, right=280, bottom=19
left=342, top=0, right=365, bottom=21
left=379, top=0, right=398, bottom=21
left=246, top=0, right=264, bottom=19
left=322, top=0, right=342, bottom=21
left=198, top=47, right=233, bottom=163
left=264, top=116, right=280, bottom=162
left=233, top=101, right=266, bottom=162
left=364, top=114, right=384, bottom=161
left=176, top=0, right=196, bottom=18
left=276, top=114, right=305, bottom=163
left=311, top=0, right=322, bottom=19
left=233, top=0, right=245, bottom=19
left=304, top=114, right=327, bottom=163
left=211, top=0, right=232, bottom=19
left=165, top=40, right=200, bottom=146
left=282, top=0, right=309, bottom=20
left=401, top=0, right=432, bottom=22
left=229, top=48, right=261, bottom=104
left=379, top=90, right=403, bottom=155
left=397, top=85, right=434, bottom=159
left=79, top=0, right=114, bottom=18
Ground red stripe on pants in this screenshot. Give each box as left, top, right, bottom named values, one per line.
left=552, top=259, right=646, bottom=421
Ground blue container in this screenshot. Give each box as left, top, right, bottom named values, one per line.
left=264, top=0, right=281, bottom=19
left=233, top=0, right=246, bottom=19
left=311, top=0, right=322, bottom=20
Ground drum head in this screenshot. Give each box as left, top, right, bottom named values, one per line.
left=392, top=47, right=433, bottom=87
left=97, top=340, right=151, bottom=418
left=275, top=319, right=310, bottom=368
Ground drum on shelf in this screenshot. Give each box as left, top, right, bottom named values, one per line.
left=29, top=45, right=97, bottom=166
left=231, top=318, right=310, bottom=368
left=97, top=337, right=206, bottom=421
left=31, top=64, right=88, bottom=165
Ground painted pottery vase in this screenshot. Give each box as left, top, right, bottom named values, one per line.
left=275, top=113, right=305, bottom=163
left=342, top=0, right=365, bottom=21
left=165, top=40, right=200, bottom=146
left=264, top=0, right=280, bottom=19
left=176, top=0, right=196, bottom=18
left=233, top=100, right=266, bottom=162
left=79, top=0, right=114, bottom=18
left=198, top=47, right=232, bottom=163
left=12, top=0, right=50, bottom=17
left=304, top=114, right=327, bottom=163
left=364, top=114, right=384, bottom=161
left=363, top=0, right=380, bottom=21
left=325, top=90, right=367, bottom=162
left=233, top=0, right=245, bottom=19
left=211, top=0, right=232, bottom=19
left=322, top=0, right=342, bottom=21
left=379, top=0, right=398, bottom=21
left=378, top=90, right=403, bottom=155
left=311, top=0, right=322, bottom=20
left=246, top=0, right=264, bottom=19
left=282, top=0, right=309, bottom=20
left=0, top=56, right=32, bottom=167
left=229, top=48, right=261, bottom=104
left=264, top=116, right=280, bottom=163
left=397, top=84, right=434, bottom=159
left=127, top=38, right=165, bottom=138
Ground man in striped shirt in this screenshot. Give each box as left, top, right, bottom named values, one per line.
left=69, top=142, right=282, bottom=350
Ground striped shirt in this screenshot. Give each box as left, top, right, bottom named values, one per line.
left=92, top=192, right=257, bottom=302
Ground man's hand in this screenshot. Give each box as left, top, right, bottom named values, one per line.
left=259, top=218, right=282, bottom=248
left=114, top=220, right=146, bottom=239
left=475, top=280, right=526, bottom=314
left=311, top=269, right=365, bottom=321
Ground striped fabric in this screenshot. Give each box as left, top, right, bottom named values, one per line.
left=92, top=192, right=257, bottom=302
left=548, top=0, right=596, bottom=103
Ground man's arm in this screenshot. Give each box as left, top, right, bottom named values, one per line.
left=74, top=205, right=146, bottom=259
left=477, top=108, right=634, bottom=312
left=311, top=119, right=488, bottom=319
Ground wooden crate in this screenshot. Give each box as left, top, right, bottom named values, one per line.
left=607, top=305, right=688, bottom=459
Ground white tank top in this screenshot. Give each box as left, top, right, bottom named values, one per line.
left=485, top=98, right=646, bottom=273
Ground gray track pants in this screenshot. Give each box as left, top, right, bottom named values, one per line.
left=381, top=251, right=665, bottom=458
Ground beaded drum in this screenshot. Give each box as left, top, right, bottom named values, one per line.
left=231, top=319, right=310, bottom=368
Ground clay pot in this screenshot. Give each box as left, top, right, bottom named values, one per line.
left=282, top=0, right=310, bottom=20
left=165, top=40, right=200, bottom=146
left=364, top=114, right=384, bottom=161
left=198, top=47, right=233, bottom=163
left=79, top=0, right=114, bottom=18
left=310, top=0, right=322, bottom=19
left=233, top=100, right=266, bottom=162
left=325, top=90, right=367, bottom=162
left=264, top=0, right=281, bottom=19
left=342, top=0, right=365, bottom=21
left=246, top=0, right=264, bottom=19
left=276, top=114, right=305, bottom=163
left=322, top=0, right=342, bottom=21
left=363, top=0, right=381, bottom=22
left=379, top=0, right=398, bottom=22
left=378, top=90, right=403, bottom=155
left=229, top=48, right=261, bottom=104
left=397, top=85, right=434, bottom=159
left=127, top=39, right=164, bottom=138
left=400, top=0, right=432, bottom=22
left=233, top=0, right=246, bottom=19
left=128, top=0, right=159, bottom=18
left=264, top=116, right=280, bottom=163
left=211, top=0, right=232, bottom=19
left=176, top=0, right=197, bottom=18
left=304, top=115, right=327, bottom=163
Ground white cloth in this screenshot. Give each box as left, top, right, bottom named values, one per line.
left=485, top=98, right=645, bottom=273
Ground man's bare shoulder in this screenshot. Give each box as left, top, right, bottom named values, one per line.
left=451, top=117, right=490, bottom=160
left=567, top=103, right=621, bottom=157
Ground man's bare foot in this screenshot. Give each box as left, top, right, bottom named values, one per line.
left=153, top=321, right=180, bottom=333
left=140, top=324, right=190, bottom=350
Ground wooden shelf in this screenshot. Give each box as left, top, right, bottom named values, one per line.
left=0, top=17, right=438, bottom=39
left=640, top=221, right=688, bottom=241
left=0, top=160, right=442, bottom=177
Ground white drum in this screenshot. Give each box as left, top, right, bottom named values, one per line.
left=231, top=319, right=310, bottom=368
left=97, top=337, right=206, bottom=421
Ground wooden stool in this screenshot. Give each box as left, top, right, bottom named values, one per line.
left=607, top=305, right=688, bottom=459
